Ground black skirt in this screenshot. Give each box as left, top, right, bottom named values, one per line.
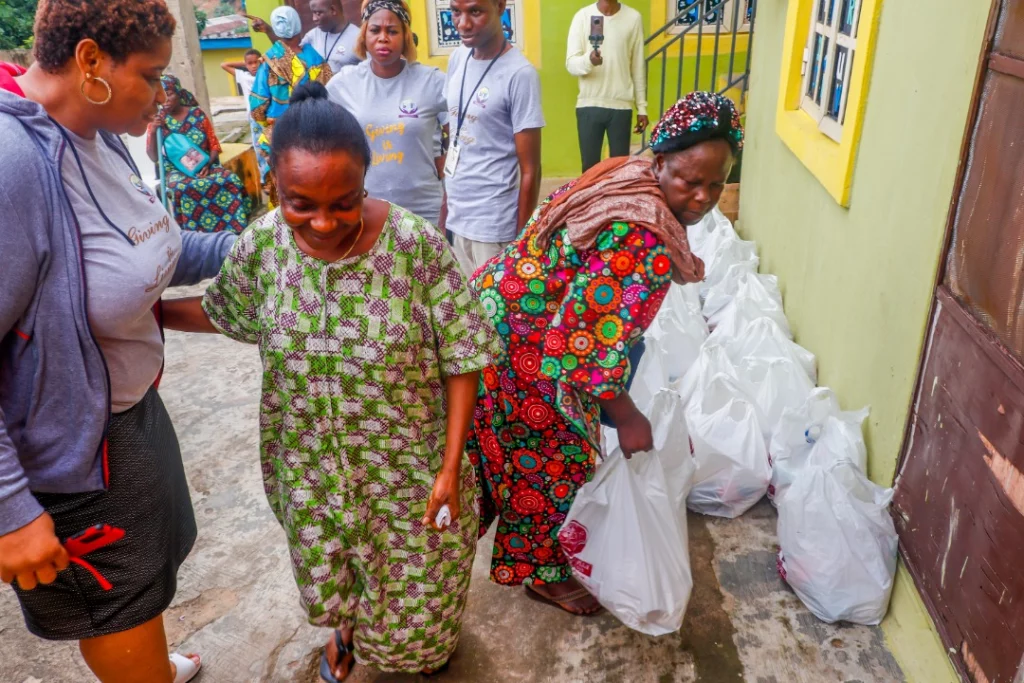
left=13, top=387, right=197, bottom=641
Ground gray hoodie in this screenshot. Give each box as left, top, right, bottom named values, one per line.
left=0, top=89, right=235, bottom=535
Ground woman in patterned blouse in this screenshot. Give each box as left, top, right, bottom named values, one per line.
left=466, top=92, right=744, bottom=615
left=161, top=83, right=501, bottom=681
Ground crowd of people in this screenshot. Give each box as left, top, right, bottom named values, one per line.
left=0, top=1, right=742, bottom=682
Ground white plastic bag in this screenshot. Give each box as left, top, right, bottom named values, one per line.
left=737, top=356, right=815, bottom=441
left=722, top=317, right=817, bottom=384
left=630, top=292, right=709, bottom=411
left=659, top=282, right=704, bottom=324
left=560, top=390, right=695, bottom=635
left=769, top=388, right=868, bottom=505
left=703, top=264, right=783, bottom=323
left=706, top=276, right=792, bottom=340
left=685, top=373, right=771, bottom=518
left=687, top=207, right=737, bottom=261
left=676, top=344, right=741, bottom=404
left=700, top=237, right=759, bottom=300
left=646, top=309, right=708, bottom=387
left=628, top=344, right=666, bottom=414
left=777, top=460, right=898, bottom=625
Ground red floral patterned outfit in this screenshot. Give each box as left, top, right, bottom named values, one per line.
left=466, top=187, right=675, bottom=585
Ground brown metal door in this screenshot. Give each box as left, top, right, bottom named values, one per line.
left=894, top=2, right=1024, bottom=682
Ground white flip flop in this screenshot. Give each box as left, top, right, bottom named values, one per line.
left=170, top=653, right=202, bottom=683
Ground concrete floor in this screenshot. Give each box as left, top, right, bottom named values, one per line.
left=0, top=282, right=906, bottom=683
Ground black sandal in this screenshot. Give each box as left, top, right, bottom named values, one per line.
left=319, top=630, right=352, bottom=683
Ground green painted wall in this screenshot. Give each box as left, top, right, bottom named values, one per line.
left=739, top=0, right=990, bottom=680
left=246, top=0, right=279, bottom=53
left=537, top=1, right=658, bottom=177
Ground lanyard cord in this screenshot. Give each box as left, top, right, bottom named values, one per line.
left=323, top=30, right=344, bottom=61
left=55, top=123, right=138, bottom=246
left=455, top=39, right=508, bottom=144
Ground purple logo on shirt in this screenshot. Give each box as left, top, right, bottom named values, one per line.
left=129, top=173, right=157, bottom=204
left=398, top=99, right=420, bottom=118
left=473, top=87, right=491, bottom=108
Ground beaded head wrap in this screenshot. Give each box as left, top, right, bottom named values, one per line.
left=649, top=91, right=744, bottom=156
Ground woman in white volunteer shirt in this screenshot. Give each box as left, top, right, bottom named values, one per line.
left=327, top=0, right=448, bottom=227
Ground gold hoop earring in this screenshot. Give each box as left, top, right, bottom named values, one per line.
left=81, top=76, right=112, bottom=106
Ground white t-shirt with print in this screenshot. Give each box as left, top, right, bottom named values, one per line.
left=301, top=24, right=361, bottom=73
left=60, top=130, right=182, bottom=413
left=444, top=45, right=545, bottom=243
left=328, top=61, right=448, bottom=226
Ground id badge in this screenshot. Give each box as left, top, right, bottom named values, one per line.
left=444, top=143, right=461, bottom=178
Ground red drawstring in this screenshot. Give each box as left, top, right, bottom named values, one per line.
left=69, top=557, right=113, bottom=591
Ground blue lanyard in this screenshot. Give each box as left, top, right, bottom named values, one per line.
left=323, top=30, right=343, bottom=61
left=455, top=40, right=508, bottom=143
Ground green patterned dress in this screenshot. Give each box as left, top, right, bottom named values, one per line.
left=201, top=204, right=500, bottom=672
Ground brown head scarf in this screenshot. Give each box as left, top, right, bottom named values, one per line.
left=532, top=156, right=705, bottom=284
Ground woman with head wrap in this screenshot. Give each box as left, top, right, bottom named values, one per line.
left=327, top=0, right=449, bottom=227
left=146, top=75, right=252, bottom=233
left=249, top=5, right=333, bottom=205
left=465, top=91, right=744, bottom=616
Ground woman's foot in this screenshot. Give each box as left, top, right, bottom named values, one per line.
left=421, top=661, right=451, bottom=676
left=320, top=626, right=355, bottom=683
left=525, top=577, right=603, bottom=616
left=170, top=653, right=201, bottom=683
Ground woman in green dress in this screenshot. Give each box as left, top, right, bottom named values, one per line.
left=161, top=84, right=500, bottom=681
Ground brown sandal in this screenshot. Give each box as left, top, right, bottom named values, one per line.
left=524, top=583, right=603, bottom=616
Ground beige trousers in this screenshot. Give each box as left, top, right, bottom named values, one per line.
left=451, top=235, right=510, bottom=278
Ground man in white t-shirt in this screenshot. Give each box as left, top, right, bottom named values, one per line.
left=443, top=0, right=544, bottom=277
left=301, top=0, right=361, bottom=72
left=249, top=0, right=361, bottom=73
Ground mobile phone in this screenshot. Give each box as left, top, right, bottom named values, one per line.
left=590, top=15, right=605, bottom=39
left=64, top=524, right=125, bottom=558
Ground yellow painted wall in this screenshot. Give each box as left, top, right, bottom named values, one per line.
left=739, top=0, right=991, bottom=680
left=202, top=47, right=250, bottom=99
left=246, top=0, right=280, bottom=53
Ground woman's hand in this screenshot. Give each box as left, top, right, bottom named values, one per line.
left=423, top=467, right=461, bottom=532
left=247, top=15, right=270, bottom=33
left=615, top=410, right=654, bottom=459
left=0, top=513, right=69, bottom=591
left=161, top=297, right=219, bottom=333
left=599, top=390, right=653, bottom=459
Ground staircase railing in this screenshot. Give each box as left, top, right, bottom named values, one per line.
left=643, top=0, right=757, bottom=149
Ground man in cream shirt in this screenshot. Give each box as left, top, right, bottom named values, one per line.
left=566, top=0, right=648, bottom=172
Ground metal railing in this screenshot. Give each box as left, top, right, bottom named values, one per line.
left=643, top=0, right=757, bottom=149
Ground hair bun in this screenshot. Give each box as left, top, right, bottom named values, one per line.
left=290, top=82, right=330, bottom=105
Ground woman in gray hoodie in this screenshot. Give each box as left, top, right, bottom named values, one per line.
left=0, top=1, right=235, bottom=681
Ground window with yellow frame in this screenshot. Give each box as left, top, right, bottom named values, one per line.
left=776, top=0, right=882, bottom=206
left=666, top=0, right=752, bottom=35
